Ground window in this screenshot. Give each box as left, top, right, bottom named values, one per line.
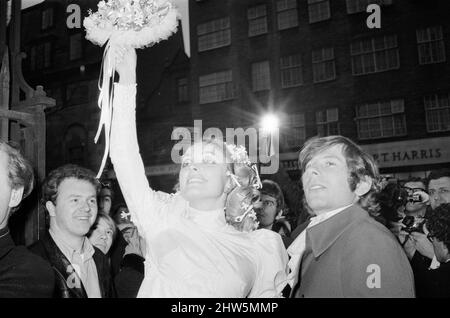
left=30, top=42, right=52, bottom=70
left=41, top=7, right=54, bottom=30
left=284, top=113, right=305, bottom=148
left=177, top=77, right=189, bottom=103
left=417, top=26, right=446, bottom=65
left=346, top=0, right=393, bottom=14
left=199, top=70, right=234, bottom=104
left=280, top=54, right=303, bottom=88
left=251, top=61, right=271, bottom=92
left=248, top=4, right=268, bottom=37
left=308, top=0, right=330, bottom=23
left=424, top=93, right=450, bottom=132
left=312, top=47, right=335, bottom=83
left=277, top=0, right=298, bottom=30
left=316, top=108, right=340, bottom=136
left=69, top=33, right=83, bottom=61
left=197, top=17, right=231, bottom=52
left=356, top=99, right=407, bottom=139
left=351, top=35, right=399, bottom=75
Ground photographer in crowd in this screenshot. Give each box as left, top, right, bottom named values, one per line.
left=384, top=178, right=429, bottom=259
left=405, top=170, right=450, bottom=263
left=416, top=203, right=450, bottom=297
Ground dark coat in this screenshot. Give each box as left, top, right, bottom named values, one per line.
left=29, top=232, right=114, bottom=298
left=114, top=253, right=145, bottom=298
left=0, top=228, right=54, bottom=297
left=411, top=251, right=450, bottom=298
left=292, top=205, right=415, bottom=298
left=419, top=261, right=450, bottom=298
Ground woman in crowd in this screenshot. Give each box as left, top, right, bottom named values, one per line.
left=88, top=212, right=116, bottom=255
left=109, top=46, right=288, bottom=297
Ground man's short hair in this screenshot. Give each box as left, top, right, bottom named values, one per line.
left=426, top=203, right=450, bottom=251
left=42, top=164, right=100, bottom=205
left=0, top=141, right=34, bottom=206
left=404, top=177, right=426, bottom=187
left=298, top=135, right=380, bottom=194
left=261, top=179, right=285, bottom=213
left=99, top=180, right=114, bottom=199
left=427, top=169, right=450, bottom=188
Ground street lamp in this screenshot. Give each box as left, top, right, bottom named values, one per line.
left=260, top=113, right=279, bottom=133
left=260, top=113, right=279, bottom=158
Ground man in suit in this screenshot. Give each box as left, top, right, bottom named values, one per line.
left=0, top=140, right=54, bottom=297
left=288, top=135, right=415, bottom=297
left=415, top=203, right=450, bottom=297
left=405, top=170, right=450, bottom=270
left=30, top=164, right=113, bottom=298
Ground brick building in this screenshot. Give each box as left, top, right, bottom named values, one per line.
left=187, top=0, right=450, bottom=182
left=21, top=0, right=450, bottom=195
left=21, top=0, right=190, bottom=193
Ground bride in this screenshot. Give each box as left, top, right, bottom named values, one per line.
left=109, top=46, right=288, bottom=297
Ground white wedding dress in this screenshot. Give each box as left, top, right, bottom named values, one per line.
left=110, top=84, right=288, bottom=298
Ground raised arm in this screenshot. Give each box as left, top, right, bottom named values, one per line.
left=109, top=46, right=166, bottom=236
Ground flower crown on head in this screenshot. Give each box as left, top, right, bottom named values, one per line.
left=226, top=144, right=251, bottom=166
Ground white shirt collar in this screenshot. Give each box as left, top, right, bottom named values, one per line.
left=308, top=204, right=354, bottom=229
left=285, top=204, right=354, bottom=289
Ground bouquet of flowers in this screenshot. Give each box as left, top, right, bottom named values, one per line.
left=83, top=0, right=180, bottom=178
left=84, top=0, right=179, bottom=48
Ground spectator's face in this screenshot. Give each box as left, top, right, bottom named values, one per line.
left=258, top=194, right=279, bottom=228
left=89, top=218, right=114, bottom=254
left=404, top=181, right=427, bottom=214
left=0, top=151, right=12, bottom=228
left=302, top=145, right=364, bottom=215
left=46, top=178, right=98, bottom=238
left=98, top=189, right=112, bottom=215
left=428, top=177, right=450, bottom=210
left=179, top=143, right=228, bottom=206
left=0, top=150, right=22, bottom=229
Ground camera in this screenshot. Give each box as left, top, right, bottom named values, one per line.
left=376, top=182, right=429, bottom=223
left=401, top=215, right=426, bottom=234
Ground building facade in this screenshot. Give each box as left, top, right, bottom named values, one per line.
left=21, top=0, right=450, bottom=196
left=188, top=0, right=450, bottom=182
left=21, top=0, right=191, bottom=193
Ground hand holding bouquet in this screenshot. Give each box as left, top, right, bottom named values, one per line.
left=83, top=0, right=179, bottom=178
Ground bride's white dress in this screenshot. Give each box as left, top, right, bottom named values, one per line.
left=110, top=84, right=288, bottom=298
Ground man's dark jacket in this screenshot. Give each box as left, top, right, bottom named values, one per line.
left=0, top=227, right=54, bottom=297
left=29, top=232, right=114, bottom=298
left=411, top=251, right=450, bottom=298
left=291, top=205, right=415, bottom=298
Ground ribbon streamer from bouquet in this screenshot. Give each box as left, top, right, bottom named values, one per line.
left=83, top=0, right=181, bottom=178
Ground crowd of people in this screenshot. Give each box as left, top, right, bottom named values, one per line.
left=1, top=47, right=450, bottom=298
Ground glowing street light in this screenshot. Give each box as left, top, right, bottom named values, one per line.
left=260, top=113, right=279, bottom=133
left=260, top=113, right=279, bottom=158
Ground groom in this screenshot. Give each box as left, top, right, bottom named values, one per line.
left=289, top=135, right=414, bottom=297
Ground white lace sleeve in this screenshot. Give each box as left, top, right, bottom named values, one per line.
left=110, top=83, right=171, bottom=238
left=247, top=230, right=289, bottom=298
